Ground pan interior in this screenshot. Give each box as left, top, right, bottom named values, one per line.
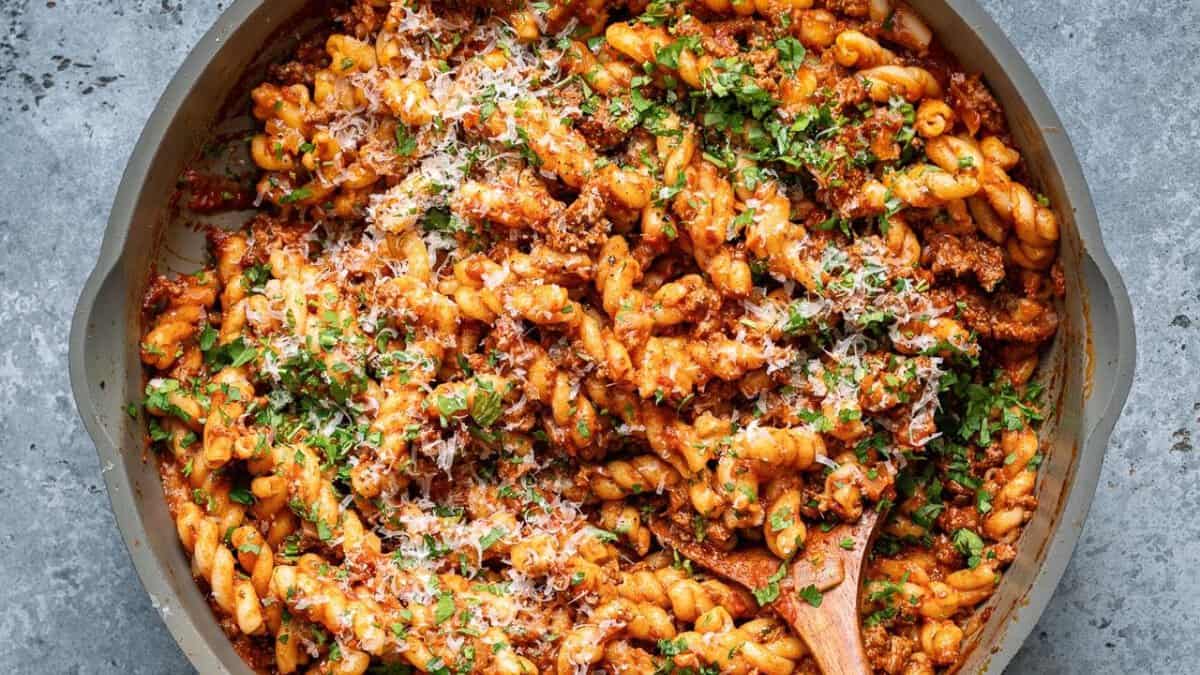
left=80, top=2, right=1102, bottom=673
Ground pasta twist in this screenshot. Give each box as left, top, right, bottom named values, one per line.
left=596, top=597, right=678, bottom=641
left=798, top=9, right=838, bottom=49
left=595, top=235, right=655, bottom=347
left=527, top=349, right=602, bottom=455
left=671, top=607, right=807, bottom=675
left=382, top=77, right=434, bottom=126
left=698, top=0, right=814, bottom=19
left=672, top=160, right=753, bottom=297
left=140, top=272, right=217, bottom=369
left=177, top=502, right=265, bottom=636
left=556, top=620, right=619, bottom=675
left=834, top=30, right=897, bottom=69
left=588, top=454, right=682, bottom=500
left=604, top=21, right=715, bottom=90
left=706, top=425, right=827, bottom=528
left=229, top=524, right=275, bottom=599
left=860, top=65, right=943, bottom=102
left=982, top=428, right=1040, bottom=540
left=270, top=561, right=399, bottom=660
left=880, top=164, right=981, bottom=208
left=562, top=39, right=635, bottom=94
left=600, top=501, right=652, bottom=555
left=762, top=480, right=807, bottom=559
left=602, top=641, right=658, bottom=673
left=201, top=367, right=254, bottom=469
left=455, top=170, right=563, bottom=232
left=977, top=137, right=1060, bottom=268
left=474, top=98, right=652, bottom=212
left=638, top=406, right=725, bottom=475
left=915, top=100, right=956, bottom=139
left=821, top=454, right=893, bottom=521
left=617, top=566, right=756, bottom=623
left=744, top=180, right=821, bottom=291
left=921, top=620, right=965, bottom=666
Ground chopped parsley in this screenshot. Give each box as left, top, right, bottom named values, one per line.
left=952, top=528, right=985, bottom=569
left=798, top=584, right=823, bottom=607
left=752, top=564, right=788, bottom=606
left=479, top=527, right=506, bottom=551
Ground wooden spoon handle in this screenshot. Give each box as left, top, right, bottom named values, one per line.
left=780, top=579, right=872, bottom=675
left=786, top=509, right=881, bottom=675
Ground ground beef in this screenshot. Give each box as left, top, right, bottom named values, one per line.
left=990, top=542, right=1018, bottom=565
left=935, top=284, right=1059, bottom=343
left=889, top=403, right=938, bottom=448
left=243, top=213, right=310, bottom=264
left=948, top=72, right=1005, bottom=137
left=746, top=45, right=782, bottom=99
left=567, top=92, right=628, bottom=151
left=865, top=625, right=917, bottom=674
left=705, top=18, right=767, bottom=57
left=824, top=0, right=871, bottom=17
left=178, top=169, right=254, bottom=213
left=865, top=109, right=905, bottom=162
left=942, top=476, right=974, bottom=501
left=832, top=71, right=869, bottom=109
left=973, top=441, right=1007, bottom=472
left=447, top=0, right=523, bottom=12
left=931, top=533, right=965, bottom=566
left=1050, top=261, right=1066, bottom=296
left=344, top=2, right=388, bottom=39
left=937, top=506, right=980, bottom=537
left=923, top=232, right=1006, bottom=291
left=266, top=33, right=331, bottom=86
left=545, top=184, right=611, bottom=252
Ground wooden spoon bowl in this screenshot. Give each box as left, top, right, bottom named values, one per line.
left=651, top=508, right=884, bottom=675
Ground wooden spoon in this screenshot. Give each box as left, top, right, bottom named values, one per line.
left=651, top=509, right=883, bottom=675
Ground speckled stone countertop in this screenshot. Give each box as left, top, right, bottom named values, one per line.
left=0, top=0, right=1191, bottom=673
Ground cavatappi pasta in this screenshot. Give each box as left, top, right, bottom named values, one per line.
left=139, top=0, right=1063, bottom=672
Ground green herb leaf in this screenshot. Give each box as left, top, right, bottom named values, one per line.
left=479, top=527, right=506, bottom=551
left=774, top=37, right=806, bottom=75
left=198, top=325, right=218, bottom=351
left=279, top=187, right=312, bottom=205
left=436, top=392, right=468, bottom=419
left=658, top=637, right=689, bottom=657
left=911, top=502, right=944, bottom=529
left=592, top=528, right=619, bottom=543
left=798, top=584, right=823, bottom=607
left=434, top=592, right=456, bottom=624
left=229, top=487, right=255, bottom=505
left=752, top=564, right=788, bottom=606
left=952, top=528, right=986, bottom=569
left=769, top=506, right=794, bottom=533
left=395, top=125, right=417, bottom=156
left=316, top=520, right=333, bottom=542
left=976, top=489, right=993, bottom=514
left=469, top=381, right=504, bottom=427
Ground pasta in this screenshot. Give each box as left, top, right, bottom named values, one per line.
left=139, top=0, right=1064, bottom=672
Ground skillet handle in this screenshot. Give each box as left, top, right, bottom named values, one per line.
left=1077, top=250, right=1135, bottom=445
left=69, top=255, right=134, bottom=454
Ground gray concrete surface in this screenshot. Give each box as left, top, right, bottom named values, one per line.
left=0, top=0, right=1192, bottom=672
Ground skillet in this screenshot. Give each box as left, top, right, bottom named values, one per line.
left=68, top=1, right=1136, bottom=672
